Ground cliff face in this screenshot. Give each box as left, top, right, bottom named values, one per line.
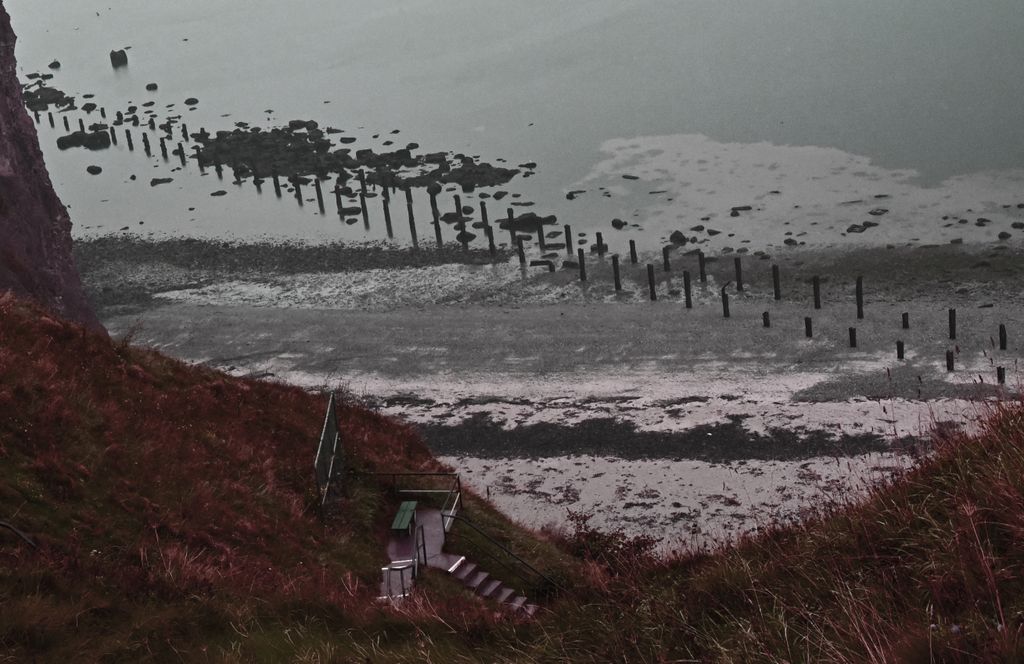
left=0, top=2, right=101, bottom=330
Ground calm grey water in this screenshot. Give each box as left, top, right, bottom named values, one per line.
left=9, top=0, right=1024, bottom=249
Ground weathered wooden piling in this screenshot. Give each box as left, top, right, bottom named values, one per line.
left=948, top=308, right=957, bottom=340
left=647, top=264, right=657, bottom=301
left=359, top=192, right=369, bottom=227
left=663, top=246, right=671, bottom=272
left=181, top=124, right=189, bottom=141
left=432, top=199, right=443, bottom=248
left=382, top=196, right=393, bottom=236
left=453, top=195, right=462, bottom=221
left=148, top=118, right=155, bottom=130
left=109, top=126, right=117, bottom=145
left=358, top=169, right=366, bottom=194
left=517, top=239, right=526, bottom=265
left=772, top=264, right=781, bottom=300
left=159, top=137, right=167, bottom=159
left=734, top=257, right=743, bottom=292
left=856, top=276, right=864, bottom=319
left=47, top=112, right=54, bottom=128
left=176, top=142, right=186, bottom=167
left=77, top=118, right=85, bottom=132
left=507, top=208, right=516, bottom=247
left=763, top=312, right=771, bottom=328
left=272, top=172, right=282, bottom=197
left=595, top=232, right=604, bottom=257
left=406, top=189, right=419, bottom=248
left=62, top=116, right=70, bottom=131
left=721, top=286, right=730, bottom=318
left=612, top=255, right=622, bottom=291
left=480, top=201, right=489, bottom=227
left=564, top=225, right=573, bottom=256
left=132, top=116, right=139, bottom=127
left=998, top=367, right=1006, bottom=385
left=294, top=177, right=304, bottom=206
left=485, top=227, right=495, bottom=256
left=683, top=271, right=692, bottom=308
left=902, top=312, right=909, bottom=329
left=577, top=248, right=587, bottom=281
left=804, top=317, right=813, bottom=338
left=629, top=239, right=638, bottom=264
left=812, top=276, right=821, bottom=309
left=214, top=161, right=223, bottom=179
left=946, top=350, right=955, bottom=371
left=897, top=340, right=905, bottom=360
left=999, top=323, right=1007, bottom=351
left=849, top=327, right=857, bottom=348
left=142, top=133, right=151, bottom=156
left=537, top=227, right=547, bottom=250
left=314, top=179, right=326, bottom=213
left=33, top=110, right=39, bottom=124
left=125, top=129, right=134, bottom=151
left=698, top=251, right=707, bottom=283
left=99, top=108, right=106, bottom=119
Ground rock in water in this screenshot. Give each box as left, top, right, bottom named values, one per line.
left=146, top=82, right=158, bottom=91
left=669, top=230, right=688, bottom=245
left=86, top=165, right=102, bottom=175
left=109, top=49, right=128, bottom=68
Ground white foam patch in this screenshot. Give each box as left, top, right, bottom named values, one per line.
left=575, top=133, right=1024, bottom=250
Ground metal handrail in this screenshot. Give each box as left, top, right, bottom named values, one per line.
left=445, top=513, right=561, bottom=591
left=0, top=521, right=36, bottom=549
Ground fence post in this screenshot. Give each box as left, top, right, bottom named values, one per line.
left=629, top=239, right=638, bottom=264
left=902, top=312, right=909, bottom=329
left=849, top=327, right=857, bottom=348
left=432, top=194, right=443, bottom=248
left=647, top=264, right=657, bottom=301
left=517, top=238, right=526, bottom=265
left=999, top=324, right=1007, bottom=350
left=998, top=367, right=1006, bottom=385
left=946, top=350, right=954, bottom=371
left=612, top=255, right=622, bottom=291
left=698, top=251, right=707, bottom=283
left=382, top=195, right=393, bottom=237
left=564, top=225, right=573, bottom=256
left=683, top=270, right=692, bottom=308
left=315, top=178, right=326, bottom=214
left=949, top=308, right=957, bottom=340
left=578, top=248, right=587, bottom=281
left=721, top=286, right=730, bottom=318
left=595, top=232, right=605, bottom=257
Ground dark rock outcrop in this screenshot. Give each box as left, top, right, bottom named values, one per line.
left=0, top=2, right=102, bottom=330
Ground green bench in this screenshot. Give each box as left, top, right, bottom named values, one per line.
left=390, top=500, right=418, bottom=536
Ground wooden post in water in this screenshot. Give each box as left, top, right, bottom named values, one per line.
left=142, top=133, right=151, bottom=157
left=698, top=251, right=706, bottom=283
left=647, top=264, right=657, bottom=301
left=734, top=257, right=743, bottom=292
left=125, top=129, right=134, bottom=151
left=902, top=312, right=910, bottom=329
left=848, top=327, right=857, bottom=348
left=47, top=112, right=54, bottom=127
left=334, top=180, right=343, bottom=214
left=612, top=255, right=622, bottom=291
left=577, top=248, right=587, bottom=281
left=812, top=276, right=821, bottom=309
left=360, top=192, right=369, bottom=228
left=804, top=317, right=813, bottom=338
left=181, top=124, right=189, bottom=141
left=595, top=232, right=604, bottom=257
left=432, top=199, right=443, bottom=248
left=999, top=324, right=1007, bottom=351
left=294, top=177, right=304, bottom=206
left=629, top=239, right=638, bottom=264
left=763, top=312, right=771, bottom=328
left=998, top=367, right=1006, bottom=385
left=564, top=225, right=573, bottom=256
left=507, top=208, right=516, bottom=247
left=177, top=142, right=186, bottom=167
left=78, top=118, right=85, bottom=132
left=537, top=227, right=547, bottom=251
left=663, top=246, right=671, bottom=272
left=486, top=227, right=495, bottom=257
left=948, top=308, right=957, bottom=340
left=517, top=239, right=526, bottom=265
left=62, top=115, right=70, bottom=132
left=480, top=201, right=489, bottom=227
left=683, top=271, right=692, bottom=308
left=109, top=125, right=118, bottom=145
left=897, top=340, right=905, bottom=360
left=856, top=276, right=864, bottom=319
left=772, top=264, right=781, bottom=300
left=314, top=179, right=326, bottom=214
left=193, top=146, right=203, bottom=172
left=721, top=286, right=730, bottom=318
left=406, top=188, right=418, bottom=248
left=359, top=169, right=366, bottom=194
left=946, top=350, right=955, bottom=372
left=382, top=196, right=393, bottom=237
left=272, top=172, right=282, bottom=198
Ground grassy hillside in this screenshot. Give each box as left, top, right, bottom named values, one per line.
left=4, top=289, right=1024, bottom=662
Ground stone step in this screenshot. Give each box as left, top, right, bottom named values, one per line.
left=523, top=603, right=539, bottom=618
left=477, top=579, right=503, bottom=598
left=465, top=570, right=490, bottom=591
left=507, top=595, right=527, bottom=611
left=452, top=561, right=477, bottom=581
left=494, top=586, right=516, bottom=603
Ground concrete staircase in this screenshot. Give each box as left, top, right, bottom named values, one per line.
left=447, top=556, right=539, bottom=617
